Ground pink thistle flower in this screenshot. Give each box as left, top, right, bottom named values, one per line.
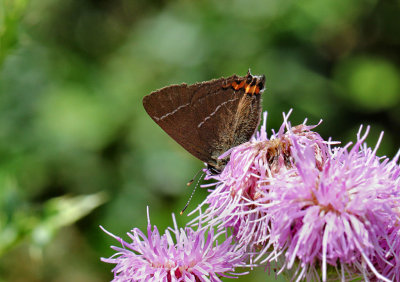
left=101, top=207, right=248, bottom=282
left=190, top=111, right=331, bottom=252
left=260, top=126, right=400, bottom=281
left=188, top=111, right=400, bottom=281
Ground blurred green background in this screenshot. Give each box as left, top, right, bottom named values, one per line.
left=0, top=0, right=399, bottom=281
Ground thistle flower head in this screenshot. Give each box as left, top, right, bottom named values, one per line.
left=262, top=126, right=400, bottom=281
left=189, top=111, right=400, bottom=281
left=101, top=207, right=248, bottom=281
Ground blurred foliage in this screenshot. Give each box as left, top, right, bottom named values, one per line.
left=0, top=0, right=399, bottom=281
left=0, top=175, right=106, bottom=256
left=0, top=0, right=29, bottom=65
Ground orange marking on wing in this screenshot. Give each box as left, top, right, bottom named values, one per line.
left=237, top=80, right=246, bottom=89
left=245, top=84, right=251, bottom=94
left=223, top=80, right=246, bottom=91
left=245, top=84, right=260, bottom=95
left=251, top=85, right=259, bottom=95
left=232, top=82, right=240, bottom=90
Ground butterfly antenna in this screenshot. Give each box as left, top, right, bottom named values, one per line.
left=180, top=172, right=204, bottom=215
left=186, top=168, right=203, bottom=186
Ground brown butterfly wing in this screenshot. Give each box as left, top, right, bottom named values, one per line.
left=142, top=74, right=262, bottom=170
left=189, top=77, right=262, bottom=169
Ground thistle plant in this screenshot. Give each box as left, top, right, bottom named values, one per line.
left=102, top=111, right=400, bottom=281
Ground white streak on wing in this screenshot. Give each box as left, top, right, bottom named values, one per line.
left=154, top=102, right=190, bottom=121
left=197, top=97, right=239, bottom=128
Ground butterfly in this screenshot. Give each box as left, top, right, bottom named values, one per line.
left=143, top=70, right=265, bottom=174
